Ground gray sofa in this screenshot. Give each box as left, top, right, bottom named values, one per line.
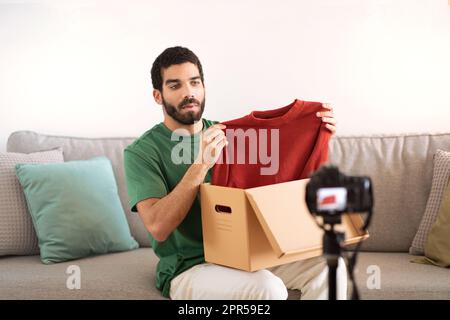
left=1, top=130, right=449, bottom=300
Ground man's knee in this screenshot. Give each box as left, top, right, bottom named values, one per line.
left=254, top=271, right=288, bottom=300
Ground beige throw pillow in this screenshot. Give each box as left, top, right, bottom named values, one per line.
left=422, top=179, right=450, bottom=267
left=410, top=149, right=450, bottom=255
left=0, top=148, right=64, bottom=255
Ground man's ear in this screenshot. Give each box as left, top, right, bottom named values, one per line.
left=153, top=89, right=163, bottom=105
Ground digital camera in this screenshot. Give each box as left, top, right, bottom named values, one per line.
left=305, top=165, right=373, bottom=217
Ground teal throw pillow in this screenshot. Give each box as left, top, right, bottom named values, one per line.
left=15, top=156, right=139, bottom=264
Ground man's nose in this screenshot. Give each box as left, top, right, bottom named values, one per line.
left=181, top=85, right=196, bottom=99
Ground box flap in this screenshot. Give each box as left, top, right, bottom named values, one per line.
left=244, top=178, right=324, bottom=257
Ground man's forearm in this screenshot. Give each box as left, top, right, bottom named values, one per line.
left=146, top=163, right=209, bottom=241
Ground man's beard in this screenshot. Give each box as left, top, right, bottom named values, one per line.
left=162, top=95, right=205, bottom=125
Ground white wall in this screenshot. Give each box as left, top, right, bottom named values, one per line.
left=1, top=0, right=449, bottom=152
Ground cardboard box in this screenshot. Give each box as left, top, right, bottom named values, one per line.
left=200, top=178, right=369, bottom=272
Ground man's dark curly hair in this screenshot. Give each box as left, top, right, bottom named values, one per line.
left=151, top=46, right=204, bottom=92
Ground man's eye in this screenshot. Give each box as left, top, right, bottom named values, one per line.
left=170, top=85, right=179, bottom=90
left=191, top=81, right=200, bottom=86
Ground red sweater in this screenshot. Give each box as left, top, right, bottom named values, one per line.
left=211, top=99, right=331, bottom=189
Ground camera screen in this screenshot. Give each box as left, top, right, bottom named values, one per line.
left=316, top=187, right=347, bottom=212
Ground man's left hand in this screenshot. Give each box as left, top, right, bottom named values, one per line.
left=317, top=103, right=337, bottom=135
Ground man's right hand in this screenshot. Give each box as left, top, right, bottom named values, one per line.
left=195, top=123, right=228, bottom=170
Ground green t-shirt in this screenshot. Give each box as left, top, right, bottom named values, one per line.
left=123, top=118, right=219, bottom=298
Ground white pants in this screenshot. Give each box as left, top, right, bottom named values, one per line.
left=169, top=256, right=347, bottom=300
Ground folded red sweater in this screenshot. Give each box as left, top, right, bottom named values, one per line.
left=211, top=99, right=331, bottom=189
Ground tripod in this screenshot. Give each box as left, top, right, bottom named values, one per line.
left=322, top=215, right=345, bottom=301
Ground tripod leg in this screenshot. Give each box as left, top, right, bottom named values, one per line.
left=327, top=257, right=338, bottom=300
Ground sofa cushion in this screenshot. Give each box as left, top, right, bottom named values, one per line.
left=0, top=148, right=64, bottom=256
left=1, top=250, right=447, bottom=300
left=0, top=248, right=164, bottom=299
left=423, top=178, right=450, bottom=267
left=353, top=252, right=450, bottom=299
left=329, top=133, right=450, bottom=252
left=409, top=149, right=450, bottom=255
left=7, top=131, right=151, bottom=247
left=0, top=247, right=301, bottom=300
left=15, top=157, right=139, bottom=264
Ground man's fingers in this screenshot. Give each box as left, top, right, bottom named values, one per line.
left=321, top=117, right=337, bottom=125
left=208, top=123, right=226, bottom=131
left=209, top=135, right=228, bottom=148
left=216, top=137, right=228, bottom=149
left=325, top=123, right=336, bottom=133
left=204, top=128, right=225, bottom=143
left=316, top=111, right=334, bottom=118
left=204, top=136, right=228, bottom=159
left=204, top=124, right=226, bottom=136
left=322, top=103, right=333, bottom=111
left=204, top=124, right=226, bottom=141
left=214, top=137, right=229, bottom=156
left=319, top=105, right=336, bottom=134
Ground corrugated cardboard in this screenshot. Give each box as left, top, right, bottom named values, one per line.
left=200, top=178, right=369, bottom=272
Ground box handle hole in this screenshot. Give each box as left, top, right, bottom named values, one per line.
left=215, top=205, right=232, bottom=214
